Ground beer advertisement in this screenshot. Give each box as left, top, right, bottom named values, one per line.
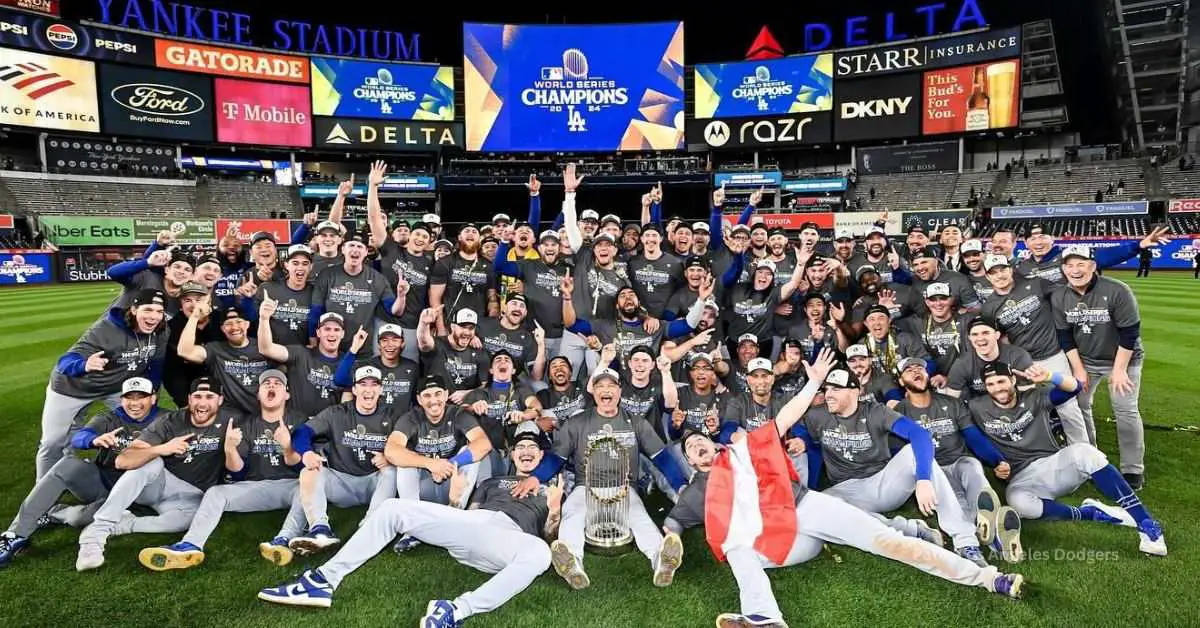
left=921, top=58, right=1019, bottom=135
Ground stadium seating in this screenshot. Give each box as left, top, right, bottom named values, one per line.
left=949, top=170, right=1002, bottom=207
left=1002, top=159, right=1146, bottom=205
left=203, top=180, right=304, bottom=218
left=0, top=172, right=196, bottom=216
left=977, top=216, right=1149, bottom=238
left=856, top=171, right=959, bottom=211
left=1169, top=213, right=1200, bottom=235
left=1159, top=166, right=1200, bottom=197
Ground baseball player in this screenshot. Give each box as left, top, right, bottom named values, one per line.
left=725, top=251, right=806, bottom=356
left=945, top=317, right=1034, bottom=399
left=967, top=362, right=1165, bottom=556
left=858, top=303, right=931, bottom=379
left=1051, top=246, right=1147, bottom=489
left=39, top=289, right=169, bottom=479
left=177, top=298, right=271, bottom=415
left=960, top=239, right=994, bottom=301
left=847, top=227, right=900, bottom=284
left=137, top=370, right=306, bottom=570
left=258, top=294, right=347, bottom=417
left=799, top=365, right=989, bottom=566
left=494, top=228, right=572, bottom=360
left=844, top=343, right=903, bottom=404
left=263, top=366, right=398, bottom=559
left=784, top=292, right=848, bottom=359
left=162, top=281, right=222, bottom=407
left=668, top=353, right=728, bottom=442
left=718, top=357, right=811, bottom=484
left=771, top=338, right=810, bottom=399
left=537, top=356, right=588, bottom=427
left=463, top=351, right=542, bottom=461
left=522, top=368, right=689, bottom=590
left=258, top=421, right=563, bottom=627
left=244, top=244, right=316, bottom=348
left=667, top=349, right=1024, bottom=628
left=1, top=378, right=161, bottom=566
left=429, top=220, right=497, bottom=334
left=76, top=377, right=240, bottom=571
left=334, top=323, right=420, bottom=414
left=896, top=282, right=973, bottom=386
left=903, top=245, right=982, bottom=312
left=309, top=230, right=405, bottom=356
left=476, top=294, right=545, bottom=382
left=417, top=307, right=491, bottom=401
left=626, top=221, right=684, bottom=319
left=981, top=254, right=1089, bottom=445
left=105, top=231, right=192, bottom=318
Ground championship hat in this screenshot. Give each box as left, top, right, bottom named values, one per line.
left=121, top=377, right=154, bottom=396
left=354, top=366, right=383, bottom=383
left=258, top=369, right=287, bottom=387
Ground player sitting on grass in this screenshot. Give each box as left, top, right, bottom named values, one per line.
left=966, top=362, right=1166, bottom=557
left=257, top=421, right=562, bottom=628
left=667, top=349, right=1024, bottom=628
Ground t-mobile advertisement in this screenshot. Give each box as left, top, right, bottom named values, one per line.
left=922, top=59, right=1020, bottom=135
left=214, top=78, right=312, bottom=147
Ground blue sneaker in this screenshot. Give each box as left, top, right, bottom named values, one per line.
left=956, top=545, right=989, bottom=568
left=1079, top=504, right=1123, bottom=525
left=138, top=541, right=205, bottom=571
left=1137, top=519, right=1166, bottom=556
left=258, top=569, right=334, bottom=608
left=289, top=525, right=340, bottom=555
left=259, top=537, right=294, bottom=566
left=991, top=573, right=1025, bottom=599
left=393, top=534, right=423, bottom=555
left=0, top=532, right=30, bottom=568
left=421, top=599, right=462, bottom=627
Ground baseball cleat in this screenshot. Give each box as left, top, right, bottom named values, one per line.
left=956, top=545, right=989, bottom=568
left=1122, top=473, right=1144, bottom=491
left=991, top=573, right=1025, bottom=599
left=653, top=532, right=684, bottom=587
left=715, top=613, right=790, bottom=627
left=914, top=520, right=944, bottom=547
left=1137, top=519, right=1167, bottom=556
left=259, top=537, right=294, bottom=566
left=421, top=599, right=462, bottom=628
left=76, top=543, right=105, bottom=572
left=138, top=541, right=205, bottom=571
left=550, top=540, right=590, bottom=590
left=1080, top=498, right=1136, bottom=528
left=0, top=532, right=30, bottom=568
left=258, top=569, right=333, bottom=608
left=995, top=507, right=1024, bottom=563
left=976, top=485, right=1002, bottom=546
left=393, top=534, right=422, bottom=555
left=289, top=525, right=341, bottom=555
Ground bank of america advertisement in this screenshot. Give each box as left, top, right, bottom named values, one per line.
left=311, top=57, right=454, bottom=121
left=0, top=47, right=98, bottom=132
left=693, top=54, right=833, bottom=119
left=463, top=22, right=685, bottom=152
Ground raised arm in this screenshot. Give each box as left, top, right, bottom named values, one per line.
left=562, top=163, right=586, bottom=251
left=366, top=162, right=389, bottom=249
left=771, top=348, right=836, bottom=437
left=256, top=291, right=291, bottom=363
left=416, top=306, right=441, bottom=353
left=176, top=295, right=212, bottom=364
left=525, top=174, right=542, bottom=229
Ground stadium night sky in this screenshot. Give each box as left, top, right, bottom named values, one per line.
left=70, top=0, right=1118, bottom=144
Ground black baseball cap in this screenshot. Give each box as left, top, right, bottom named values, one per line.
left=802, top=291, right=827, bottom=305
left=490, top=349, right=514, bottom=365
left=913, top=245, right=940, bottom=261
left=130, top=289, right=165, bottom=308
left=417, top=374, right=447, bottom=393
left=907, top=224, right=927, bottom=235
left=968, top=316, right=999, bottom=333
left=768, top=227, right=788, bottom=238
left=168, top=252, right=194, bottom=268
left=628, top=346, right=655, bottom=362
left=684, top=255, right=709, bottom=270
left=799, top=222, right=821, bottom=233
left=749, top=223, right=769, bottom=234
left=981, top=361, right=1015, bottom=380
left=823, top=367, right=860, bottom=389
left=506, top=293, right=527, bottom=306
left=219, top=308, right=245, bottom=323
left=864, top=304, right=891, bottom=319
left=249, top=231, right=276, bottom=246
left=189, top=376, right=222, bottom=395
left=344, top=231, right=368, bottom=245
left=409, top=222, right=432, bottom=235
left=195, top=254, right=221, bottom=268
left=641, top=223, right=663, bottom=236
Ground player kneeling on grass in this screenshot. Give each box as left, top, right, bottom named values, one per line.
left=514, top=367, right=690, bottom=591
left=259, top=366, right=398, bottom=563
left=1, top=378, right=161, bottom=567
left=967, top=362, right=1166, bottom=557
left=137, top=369, right=307, bottom=571
left=667, top=349, right=1024, bottom=628
left=258, top=421, right=562, bottom=628
left=76, top=377, right=240, bottom=571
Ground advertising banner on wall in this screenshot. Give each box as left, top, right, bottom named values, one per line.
left=1168, top=198, right=1200, bottom=213
left=693, top=53, right=833, bottom=119
left=310, top=57, right=454, bottom=121
left=0, top=46, right=98, bottom=132
left=0, top=1, right=58, bottom=16
left=687, top=112, right=833, bottom=150
left=712, top=171, right=783, bottom=188
left=1019, top=238, right=1199, bottom=270
left=0, top=251, right=51, bottom=284
left=834, top=211, right=903, bottom=235
left=900, top=209, right=973, bottom=232
left=40, top=215, right=133, bottom=245
left=99, top=64, right=214, bottom=141
left=154, top=39, right=309, bottom=84
left=313, top=117, right=462, bottom=152
left=57, top=246, right=140, bottom=282
left=131, top=218, right=215, bottom=245
left=723, top=212, right=835, bottom=231
left=0, top=7, right=152, bottom=64
left=44, top=137, right=176, bottom=175
left=835, top=73, right=922, bottom=142
left=214, top=78, right=312, bottom=147
left=992, top=201, right=1149, bottom=219
left=922, top=59, right=1020, bottom=135
left=781, top=177, right=848, bottom=192
left=856, top=141, right=960, bottom=175
left=215, top=218, right=293, bottom=245
left=834, top=27, right=1022, bottom=78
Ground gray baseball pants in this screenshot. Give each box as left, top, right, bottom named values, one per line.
left=1033, top=351, right=1089, bottom=446
left=942, top=456, right=990, bottom=522
left=37, top=385, right=121, bottom=480
left=1005, top=443, right=1109, bottom=519
left=1076, top=364, right=1144, bottom=474
left=559, top=485, right=661, bottom=565
left=8, top=457, right=107, bottom=538
left=79, top=457, right=203, bottom=546
left=182, top=478, right=298, bottom=548
left=276, top=466, right=396, bottom=538
left=395, top=450, right=487, bottom=508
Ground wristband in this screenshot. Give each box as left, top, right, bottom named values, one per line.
left=449, top=449, right=474, bottom=467
left=1050, top=372, right=1064, bottom=386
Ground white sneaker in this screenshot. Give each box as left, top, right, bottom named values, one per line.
left=653, top=533, right=684, bottom=587
left=76, top=543, right=105, bottom=571
left=1081, top=498, right=1136, bottom=528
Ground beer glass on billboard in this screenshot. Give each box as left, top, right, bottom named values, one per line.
left=986, top=61, right=1017, bottom=129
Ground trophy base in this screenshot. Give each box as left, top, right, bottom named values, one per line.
left=584, top=524, right=635, bottom=556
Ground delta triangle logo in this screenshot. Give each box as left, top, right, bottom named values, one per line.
left=325, top=123, right=352, bottom=144
left=745, top=26, right=784, bottom=61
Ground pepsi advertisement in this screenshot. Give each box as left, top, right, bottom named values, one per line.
left=462, top=22, right=685, bottom=152
left=0, top=7, right=153, bottom=65
left=311, top=57, right=454, bottom=121
left=693, top=54, right=833, bottom=119
left=0, top=251, right=51, bottom=284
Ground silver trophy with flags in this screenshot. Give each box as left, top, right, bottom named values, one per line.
left=583, top=425, right=633, bottom=553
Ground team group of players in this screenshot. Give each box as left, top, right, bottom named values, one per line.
left=2, top=161, right=1173, bottom=627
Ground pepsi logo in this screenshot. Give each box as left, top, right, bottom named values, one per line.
left=46, top=24, right=78, bottom=50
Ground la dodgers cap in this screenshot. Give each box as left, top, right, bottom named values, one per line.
left=961, top=239, right=984, bottom=254
left=590, top=368, right=621, bottom=385
left=747, top=357, right=773, bottom=374
left=924, top=282, right=951, bottom=299
left=378, top=323, right=404, bottom=338
left=981, top=361, right=1015, bottom=380
left=454, top=309, right=478, bottom=326
left=121, top=377, right=154, bottom=396
left=258, top=369, right=287, bottom=387
left=354, top=366, right=383, bottom=383
left=898, top=357, right=927, bottom=373
left=319, top=312, right=345, bottom=328
left=130, top=289, right=165, bottom=308
left=845, top=344, right=869, bottom=359
left=315, top=221, right=344, bottom=235
left=418, top=374, right=447, bottom=392
left=190, top=377, right=222, bottom=395
left=983, top=254, right=1011, bottom=271
left=1062, top=245, right=1094, bottom=261
left=824, top=368, right=860, bottom=389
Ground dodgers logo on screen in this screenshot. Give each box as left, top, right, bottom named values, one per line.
left=354, top=68, right=417, bottom=116
left=522, top=49, right=629, bottom=134
left=732, top=66, right=794, bottom=113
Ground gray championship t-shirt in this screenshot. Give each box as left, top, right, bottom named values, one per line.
left=1016, top=253, right=1064, bottom=285
left=894, top=394, right=973, bottom=467
left=724, top=392, right=789, bottom=432
left=51, top=315, right=169, bottom=399
left=910, top=269, right=982, bottom=311
left=304, top=401, right=395, bottom=476
left=673, top=385, right=728, bottom=437
left=726, top=285, right=780, bottom=342
left=509, top=258, right=569, bottom=338
left=947, top=344, right=1033, bottom=399
left=805, top=400, right=902, bottom=485
left=203, top=342, right=272, bottom=415
left=968, top=388, right=1063, bottom=477
left=477, top=318, right=538, bottom=375
left=895, top=313, right=973, bottom=376
left=590, top=319, right=666, bottom=371
left=80, top=408, right=161, bottom=487
left=1051, top=276, right=1144, bottom=371
left=421, top=337, right=490, bottom=394
left=312, top=265, right=394, bottom=352
left=140, top=407, right=241, bottom=491
left=664, top=286, right=701, bottom=320
left=284, top=346, right=344, bottom=417
left=982, top=277, right=1059, bottom=360
left=463, top=382, right=537, bottom=451
left=968, top=272, right=995, bottom=302
left=552, top=408, right=666, bottom=485
left=572, top=247, right=629, bottom=321
left=430, top=253, right=494, bottom=320
left=627, top=253, right=683, bottom=319
left=394, top=405, right=481, bottom=459
left=238, top=410, right=307, bottom=481
left=619, top=376, right=666, bottom=437
left=377, top=241, right=432, bottom=328
left=470, top=475, right=551, bottom=537
left=355, top=356, right=419, bottom=414
left=537, top=383, right=589, bottom=426
left=256, top=280, right=313, bottom=347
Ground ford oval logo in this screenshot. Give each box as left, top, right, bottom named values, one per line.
left=112, top=83, right=205, bottom=117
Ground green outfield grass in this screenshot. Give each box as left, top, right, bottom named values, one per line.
left=0, top=273, right=1197, bottom=628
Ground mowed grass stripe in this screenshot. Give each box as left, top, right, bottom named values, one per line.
left=0, top=310, right=109, bottom=333
left=0, top=322, right=104, bottom=352
left=0, top=284, right=118, bottom=301
left=0, top=293, right=118, bottom=314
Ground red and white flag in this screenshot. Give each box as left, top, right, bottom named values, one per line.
left=704, top=425, right=799, bottom=565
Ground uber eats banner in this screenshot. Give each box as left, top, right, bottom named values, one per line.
left=41, top=216, right=216, bottom=245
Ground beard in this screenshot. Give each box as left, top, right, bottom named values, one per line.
left=903, top=379, right=929, bottom=393
left=460, top=240, right=480, bottom=255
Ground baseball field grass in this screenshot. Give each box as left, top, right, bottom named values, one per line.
left=0, top=272, right=1197, bottom=628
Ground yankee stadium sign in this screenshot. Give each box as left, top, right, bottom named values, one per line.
left=93, top=0, right=421, bottom=61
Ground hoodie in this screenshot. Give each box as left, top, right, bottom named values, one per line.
left=52, top=307, right=168, bottom=398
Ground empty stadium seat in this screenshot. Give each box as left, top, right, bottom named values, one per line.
left=204, top=180, right=304, bottom=218
left=0, top=173, right=196, bottom=216
left=1003, top=159, right=1146, bottom=205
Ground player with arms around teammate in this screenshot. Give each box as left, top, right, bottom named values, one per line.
left=40, top=289, right=169, bottom=479
left=967, top=362, right=1165, bottom=557
left=258, top=422, right=562, bottom=628
left=137, top=370, right=306, bottom=570
left=76, top=377, right=240, bottom=571
left=1, top=378, right=161, bottom=567
left=668, top=349, right=1024, bottom=628
left=177, top=298, right=272, bottom=415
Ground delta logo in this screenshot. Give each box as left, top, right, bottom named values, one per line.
left=45, top=23, right=77, bottom=51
